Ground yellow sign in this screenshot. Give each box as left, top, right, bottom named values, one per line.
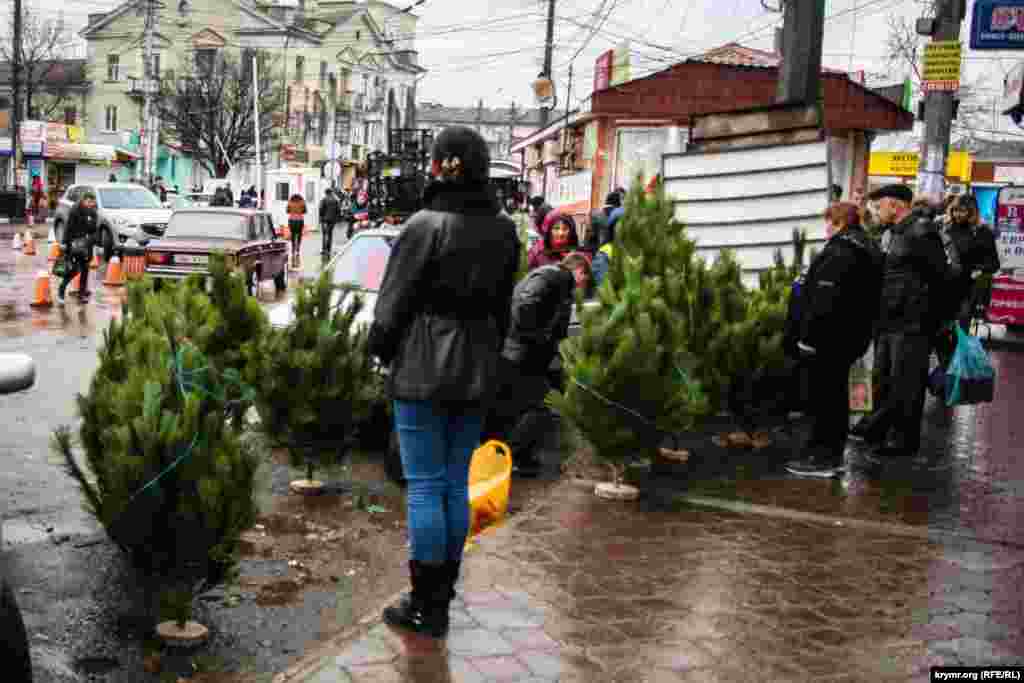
left=869, top=150, right=972, bottom=182
left=923, top=41, right=961, bottom=84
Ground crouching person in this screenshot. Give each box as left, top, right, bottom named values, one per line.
left=786, top=202, right=883, bottom=477
left=484, top=255, right=578, bottom=476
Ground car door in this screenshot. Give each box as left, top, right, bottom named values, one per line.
left=264, top=213, right=287, bottom=275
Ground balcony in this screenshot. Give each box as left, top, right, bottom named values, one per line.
left=126, top=77, right=159, bottom=97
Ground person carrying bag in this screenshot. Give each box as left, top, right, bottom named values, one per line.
left=945, top=323, right=996, bottom=406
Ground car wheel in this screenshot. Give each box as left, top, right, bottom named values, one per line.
left=101, top=227, right=114, bottom=262
left=385, top=429, right=406, bottom=488
left=274, top=269, right=287, bottom=293
left=0, top=579, right=33, bottom=682
left=246, top=269, right=260, bottom=297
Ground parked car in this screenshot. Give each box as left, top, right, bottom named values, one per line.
left=54, top=183, right=173, bottom=261
left=144, top=208, right=288, bottom=296
left=181, top=192, right=214, bottom=208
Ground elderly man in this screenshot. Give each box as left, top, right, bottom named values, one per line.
left=850, top=185, right=953, bottom=459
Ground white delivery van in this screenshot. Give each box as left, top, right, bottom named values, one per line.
left=265, top=167, right=330, bottom=234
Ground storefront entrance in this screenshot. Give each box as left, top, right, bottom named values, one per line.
left=47, top=161, right=76, bottom=209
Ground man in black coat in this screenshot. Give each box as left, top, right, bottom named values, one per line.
left=484, top=262, right=576, bottom=475
left=319, top=188, right=341, bottom=256
left=851, top=185, right=954, bottom=458
left=58, top=191, right=100, bottom=304
left=785, top=203, right=883, bottom=477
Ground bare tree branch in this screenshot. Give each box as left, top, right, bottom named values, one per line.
left=1, top=5, right=79, bottom=121
left=155, top=51, right=284, bottom=178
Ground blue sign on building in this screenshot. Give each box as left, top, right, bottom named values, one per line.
left=972, top=0, right=1024, bottom=50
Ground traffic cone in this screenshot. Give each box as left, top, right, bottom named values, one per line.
left=29, top=270, right=52, bottom=308
left=48, top=241, right=62, bottom=263
left=89, top=249, right=100, bottom=270
left=104, top=255, right=125, bottom=286
left=12, top=233, right=23, bottom=250
left=47, top=226, right=56, bottom=243
left=125, top=253, right=145, bottom=280
left=67, top=272, right=81, bottom=295
left=22, top=231, right=37, bottom=256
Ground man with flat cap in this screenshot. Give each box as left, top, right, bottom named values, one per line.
left=850, top=184, right=953, bottom=459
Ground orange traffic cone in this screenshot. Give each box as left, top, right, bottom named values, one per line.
left=48, top=241, right=62, bottom=263
left=89, top=250, right=100, bottom=270
left=22, top=231, right=37, bottom=256
left=29, top=270, right=52, bottom=308
left=104, top=255, right=125, bottom=286
left=67, top=272, right=81, bottom=295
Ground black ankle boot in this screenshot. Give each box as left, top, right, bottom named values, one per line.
left=383, top=561, right=451, bottom=638
left=443, top=558, right=461, bottom=602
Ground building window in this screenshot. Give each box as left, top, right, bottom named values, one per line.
left=355, top=30, right=361, bottom=40
left=151, top=53, right=161, bottom=79
left=107, top=54, right=119, bottom=81
left=275, top=182, right=290, bottom=201
left=196, top=48, right=216, bottom=76
left=64, top=107, right=77, bottom=125
left=319, top=61, right=327, bottom=87
left=295, top=56, right=304, bottom=82
left=104, top=105, right=118, bottom=132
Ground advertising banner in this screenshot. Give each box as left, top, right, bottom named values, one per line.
left=988, top=275, right=1024, bottom=325
left=996, top=185, right=1024, bottom=271
left=971, top=0, right=1024, bottom=50
left=922, top=40, right=961, bottom=90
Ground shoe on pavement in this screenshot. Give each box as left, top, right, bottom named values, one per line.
left=786, top=457, right=845, bottom=478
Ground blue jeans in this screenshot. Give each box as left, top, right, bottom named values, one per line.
left=394, top=400, right=483, bottom=563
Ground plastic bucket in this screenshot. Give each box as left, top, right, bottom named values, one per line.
left=468, top=440, right=512, bottom=536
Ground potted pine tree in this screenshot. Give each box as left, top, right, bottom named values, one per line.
left=53, top=279, right=260, bottom=646
left=247, top=269, right=378, bottom=495
left=547, top=179, right=709, bottom=500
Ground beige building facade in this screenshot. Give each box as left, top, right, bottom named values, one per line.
left=79, top=0, right=423, bottom=189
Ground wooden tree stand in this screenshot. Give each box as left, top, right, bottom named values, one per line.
left=289, top=479, right=325, bottom=495
left=156, top=620, right=209, bottom=648
left=594, top=482, right=640, bottom=501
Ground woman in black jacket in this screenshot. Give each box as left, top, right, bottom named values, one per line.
left=58, top=191, right=100, bottom=304
left=368, top=126, right=520, bottom=640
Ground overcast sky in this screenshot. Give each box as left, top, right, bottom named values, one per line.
left=7, top=0, right=1024, bottom=143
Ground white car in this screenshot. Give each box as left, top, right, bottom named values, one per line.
left=54, top=183, right=173, bottom=260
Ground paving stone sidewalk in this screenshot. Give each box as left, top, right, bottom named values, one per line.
left=284, top=479, right=1023, bottom=683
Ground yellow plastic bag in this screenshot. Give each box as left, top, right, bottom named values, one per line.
left=468, top=440, right=512, bottom=537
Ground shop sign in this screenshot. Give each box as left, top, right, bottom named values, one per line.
left=994, top=165, right=1024, bottom=183
left=555, top=170, right=592, bottom=209
left=868, top=150, right=972, bottom=181
left=1001, top=61, right=1024, bottom=114
left=988, top=275, right=1024, bottom=325
left=20, top=121, right=46, bottom=143
left=971, top=0, right=1024, bottom=50
left=46, top=142, right=82, bottom=160
left=0, top=137, right=42, bottom=156
left=922, top=41, right=961, bottom=91
left=46, top=123, right=68, bottom=143
left=996, top=185, right=1024, bottom=270
left=611, top=41, right=631, bottom=87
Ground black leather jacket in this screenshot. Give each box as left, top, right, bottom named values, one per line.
left=502, top=264, right=575, bottom=373
left=63, top=205, right=99, bottom=251
left=368, top=182, right=521, bottom=403
left=878, top=208, right=953, bottom=335
left=800, top=225, right=883, bottom=362
left=940, top=221, right=1000, bottom=321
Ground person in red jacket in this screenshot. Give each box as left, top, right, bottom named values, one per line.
left=527, top=212, right=579, bottom=270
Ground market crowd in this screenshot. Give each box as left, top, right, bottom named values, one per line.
left=785, top=184, right=1000, bottom=477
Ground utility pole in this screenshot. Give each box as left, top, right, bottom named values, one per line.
left=11, top=0, right=23, bottom=187
left=539, top=0, right=556, bottom=126
left=140, top=0, right=158, bottom=186
left=915, top=0, right=966, bottom=203
left=252, top=52, right=262, bottom=205
left=775, top=0, right=825, bottom=106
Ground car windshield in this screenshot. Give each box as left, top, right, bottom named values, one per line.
left=166, top=212, right=247, bottom=240
left=332, top=235, right=395, bottom=291
left=98, top=187, right=163, bottom=210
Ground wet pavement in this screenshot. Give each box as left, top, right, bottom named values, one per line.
left=285, top=357, right=1024, bottom=681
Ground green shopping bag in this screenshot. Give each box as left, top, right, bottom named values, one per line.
left=52, top=254, right=69, bottom=279
left=946, top=324, right=995, bottom=406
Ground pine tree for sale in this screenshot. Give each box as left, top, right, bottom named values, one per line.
left=547, top=181, right=708, bottom=486
left=246, top=269, right=378, bottom=488
left=53, top=275, right=260, bottom=629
